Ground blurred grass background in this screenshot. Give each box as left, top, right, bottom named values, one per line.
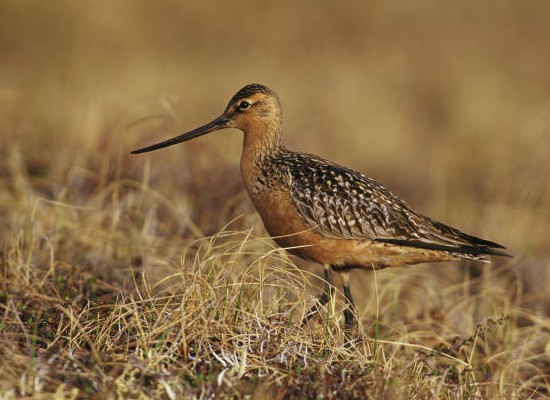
left=1, top=0, right=549, bottom=397
left=2, top=0, right=549, bottom=299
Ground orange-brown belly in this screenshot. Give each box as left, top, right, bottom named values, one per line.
left=249, top=190, right=458, bottom=269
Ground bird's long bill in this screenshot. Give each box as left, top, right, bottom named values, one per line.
left=131, top=115, right=228, bottom=154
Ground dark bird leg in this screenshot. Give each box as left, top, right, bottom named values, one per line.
left=341, top=271, right=357, bottom=347
left=301, top=264, right=335, bottom=325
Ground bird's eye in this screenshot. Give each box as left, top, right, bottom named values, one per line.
left=238, top=100, right=250, bottom=110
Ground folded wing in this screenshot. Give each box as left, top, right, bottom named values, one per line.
left=281, top=152, right=509, bottom=259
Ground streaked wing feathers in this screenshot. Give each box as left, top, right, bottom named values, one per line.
left=279, top=152, right=508, bottom=257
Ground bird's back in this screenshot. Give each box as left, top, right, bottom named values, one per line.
left=256, top=150, right=508, bottom=264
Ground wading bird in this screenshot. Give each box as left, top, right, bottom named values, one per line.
left=132, top=84, right=509, bottom=345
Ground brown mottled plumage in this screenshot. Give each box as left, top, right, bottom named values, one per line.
left=132, top=83, right=510, bottom=345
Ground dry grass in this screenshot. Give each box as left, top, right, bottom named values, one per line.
left=1, top=1, right=550, bottom=398
left=1, top=181, right=547, bottom=398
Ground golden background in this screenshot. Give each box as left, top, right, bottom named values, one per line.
left=3, top=0, right=548, bottom=288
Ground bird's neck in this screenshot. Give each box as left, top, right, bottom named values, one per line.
left=240, top=119, right=285, bottom=192
left=241, top=118, right=284, bottom=164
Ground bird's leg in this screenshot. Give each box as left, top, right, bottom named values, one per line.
left=301, top=264, right=334, bottom=325
left=341, top=271, right=357, bottom=347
